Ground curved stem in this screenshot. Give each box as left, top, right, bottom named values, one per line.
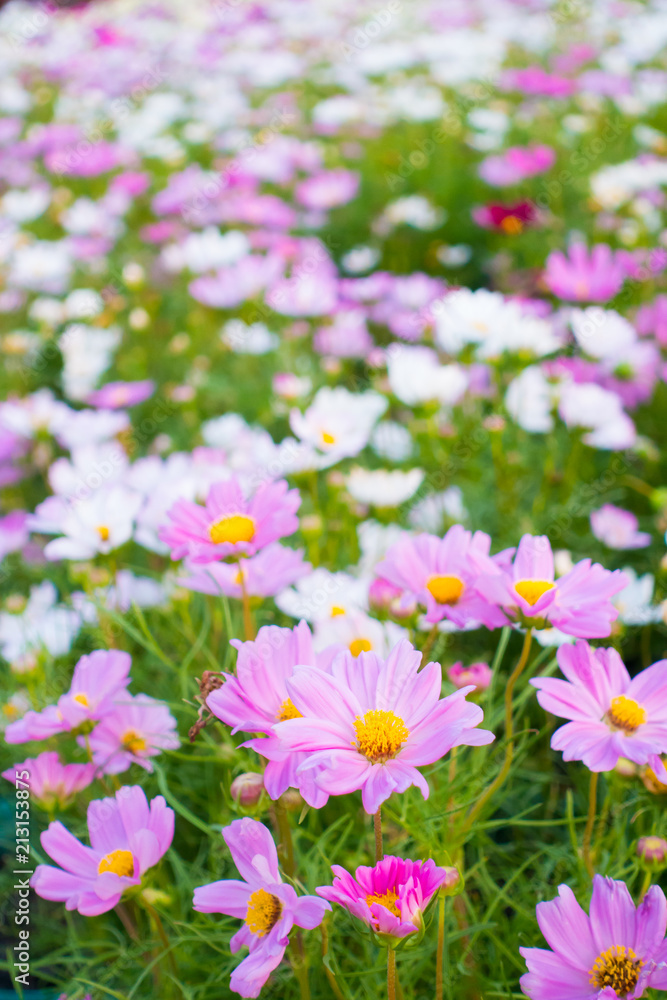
left=582, top=770, right=599, bottom=879
left=237, top=559, right=255, bottom=640
left=420, top=624, right=440, bottom=666
left=459, top=629, right=533, bottom=840
left=435, top=892, right=446, bottom=1000
left=387, top=947, right=396, bottom=1000
left=374, top=807, right=383, bottom=863
left=321, top=919, right=345, bottom=1000
left=275, top=798, right=296, bottom=879
left=291, top=931, right=310, bottom=1000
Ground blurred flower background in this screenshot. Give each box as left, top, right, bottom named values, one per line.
left=2, top=0, right=667, bottom=997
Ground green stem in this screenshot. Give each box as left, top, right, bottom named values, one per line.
left=582, top=770, right=599, bottom=879
left=640, top=869, right=652, bottom=899
left=387, top=947, right=397, bottom=1000
left=291, top=931, right=310, bottom=1000
left=275, top=798, right=296, bottom=879
left=321, top=919, right=345, bottom=1000
left=458, top=629, right=533, bottom=840
left=374, top=807, right=383, bottom=863
left=237, top=559, right=255, bottom=640
left=435, top=892, right=446, bottom=1000
left=143, top=900, right=181, bottom=986
left=420, top=624, right=440, bottom=665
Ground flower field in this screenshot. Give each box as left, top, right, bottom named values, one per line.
left=3, top=0, right=667, bottom=997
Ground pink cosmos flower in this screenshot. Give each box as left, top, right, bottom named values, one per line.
left=531, top=640, right=667, bottom=773
left=520, top=876, right=667, bottom=1000
left=193, top=818, right=330, bottom=999
left=32, top=786, right=174, bottom=916
left=590, top=505, right=651, bottom=550
left=206, top=622, right=329, bottom=807
left=86, top=380, right=155, bottom=409
left=502, top=67, right=576, bottom=98
left=375, top=526, right=507, bottom=629
left=178, top=543, right=310, bottom=598
left=0, top=509, right=29, bottom=559
left=273, top=639, right=494, bottom=814
left=316, top=856, right=458, bottom=945
left=159, top=477, right=301, bottom=564
left=2, top=752, right=96, bottom=809
left=448, top=662, right=493, bottom=691
left=295, top=169, right=359, bottom=210
left=479, top=145, right=556, bottom=187
left=544, top=244, right=626, bottom=302
left=5, top=649, right=131, bottom=744
left=87, top=693, right=180, bottom=775
left=475, top=534, right=628, bottom=638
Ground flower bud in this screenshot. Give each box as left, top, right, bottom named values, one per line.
left=447, top=661, right=492, bottom=692
left=231, top=773, right=264, bottom=808
left=637, top=836, right=667, bottom=867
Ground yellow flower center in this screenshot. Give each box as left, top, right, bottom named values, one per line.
left=97, top=525, right=110, bottom=542
left=426, top=575, right=465, bottom=605
left=608, top=695, right=647, bottom=734
left=98, top=849, right=134, bottom=878
left=349, top=638, right=372, bottom=657
left=73, top=693, right=89, bottom=707
left=123, top=730, right=147, bottom=754
left=353, top=709, right=409, bottom=763
left=209, top=514, right=255, bottom=546
left=245, top=888, right=283, bottom=937
left=514, top=579, right=554, bottom=607
left=321, top=431, right=336, bottom=445
left=589, top=946, right=643, bottom=995
left=500, top=215, right=523, bottom=235
left=366, top=889, right=400, bottom=916
left=330, top=605, right=345, bottom=616
left=276, top=698, right=302, bottom=722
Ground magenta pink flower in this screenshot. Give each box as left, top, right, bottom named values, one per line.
left=502, top=67, right=576, bottom=97
left=159, top=477, right=301, bottom=564
left=531, top=640, right=667, bottom=773
left=475, top=535, right=628, bottom=638
left=206, top=622, right=329, bottom=807
left=5, top=649, right=131, bottom=744
left=590, top=505, right=651, bottom=550
left=448, top=661, right=492, bottom=691
left=86, top=380, right=155, bottom=409
left=178, top=543, right=309, bottom=598
left=479, top=145, right=556, bottom=187
left=375, top=526, right=507, bottom=629
left=273, top=639, right=494, bottom=814
left=544, top=243, right=626, bottom=302
left=2, top=752, right=96, bottom=809
left=87, top=693, right=180, bottom=775
left=31, top=786, right=174, bottom=916
left=193, top=818, right=329, bottom=999
left=316, top=855, right=458, bottom=945
left=521, top=876, right=667, bottom=1000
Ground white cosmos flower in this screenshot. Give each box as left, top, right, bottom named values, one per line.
left=2, top=187, right=51, bottom=223
left=613, top=569, right=665, bottom=626
left=408, top=487, right=467, bottom=533
left=0, top=389, right=72, bottom=440
left=0, top=581, right=82, bottom=666
left=557, top=382, right=636, bottom=449
left=275, top=568, right=368, bottom=623
left=569, top=307, right=636, bottom=360
left=289, top=387, right=387, bottom=467
left=387, top=345, right=468, bottom=406
left=435, top=288, right=561, bottom=359
left=31, top=486, right=143, bottom=561
left=8, top=241, right=73, bottom=294
left=59, top=324, right=122, bottom=401
left=345, top=467, right=424, bottom=507
left=312, top=608, right=407, bottom=658
left=505, top=366, right=556, bottom=433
